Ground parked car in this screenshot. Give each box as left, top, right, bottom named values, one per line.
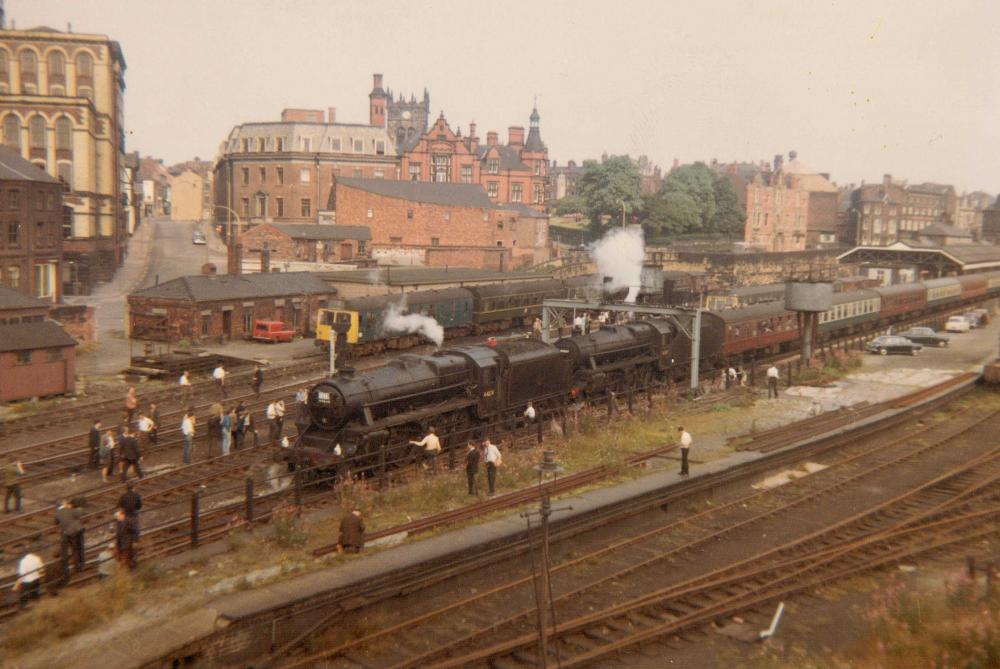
left=945, top=316, right=971, bottom=333
left=971, top=308, right=990, bottom=325
left=252, top=320, right=295, bottom=343
left=963, top=312, right=983, bottom=328
left=897, top=327, right=950, bottom=348
left=866, top=335, right=923, bottom=356
left=192, top=230, right=207, bottom=245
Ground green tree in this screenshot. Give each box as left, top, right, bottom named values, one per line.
left=641, top=163, right=746, bottom=237
left=578, top=156, right=643, bottom=233
left=550, top=194, right=587, bottom=216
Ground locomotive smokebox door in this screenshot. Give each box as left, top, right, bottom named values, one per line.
left=331, top=320, right=351, bottom=334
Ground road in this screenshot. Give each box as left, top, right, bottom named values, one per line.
left=68, top=218, right=226, bottom=376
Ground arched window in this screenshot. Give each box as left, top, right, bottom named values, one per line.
left=76, top=51, right=93, bottom=84
left=47, top=51, right=65, bottom=85
left=55, top=117, right=72, bottom=153
left=29, top=116, right=46, bottom=160
left=19, top=50, right=37, bottom=87
left=2, top=115, right=19, bottom=149
left=0, top=50, right=9, bottom=84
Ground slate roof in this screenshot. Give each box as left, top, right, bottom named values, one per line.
left=476, top=145, right=530, bottom=171
left=0, top=147, right=60, bottom=183
left=130, top=272, right=334, bottom=302
left=497, top=203, right=548, bottom=219
left=920, top=222, right=971, bottom=238
left=0, top=285, right=50, bottom=311
left=336, top=178, right=494, bottom=208
left=0, top=321, right=76, bottom=353
left=266, top=224, right=372, bottom=241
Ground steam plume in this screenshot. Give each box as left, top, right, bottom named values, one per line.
left=590, top=226, right=645, bottom=303
left=382, top=299, right=445, bottom=346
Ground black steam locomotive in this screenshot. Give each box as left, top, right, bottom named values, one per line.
left=293, top=317, right=705, bottom=473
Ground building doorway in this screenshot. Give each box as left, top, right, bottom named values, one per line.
left=340, top=242, right=353, bottom=260
left=222, top=310, right=232, bottom=339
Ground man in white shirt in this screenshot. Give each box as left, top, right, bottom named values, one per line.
left=573, top=315, right=584, bottom=334
left=180, top=411, right=196, bottom=464
left=266, top=401, right=278, bottom=444
left=524, top=402, right=536, bottom=422
left=410, top=427, right=442, bottom=474
left=727, top=367, right=737, bottom=389
left=767, top=365, right=780, bottom=399
left=136, top=412, right=155, bottom=449
left=13, top=550, right=44, bottom=608
left=678, top=426, right=692, bottom=476
left=179, top=370, right=192, bottom=404
left=212, top=365, right=227, bottom=399
left=483, top=438, right=502, bottom=495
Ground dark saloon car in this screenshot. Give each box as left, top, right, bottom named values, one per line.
left=896, top=327, right=949, bottom=348
left=866, top=335, right=923, bottom=356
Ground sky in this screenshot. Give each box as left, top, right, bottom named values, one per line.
left=8, top=0, right=1000, bottom=193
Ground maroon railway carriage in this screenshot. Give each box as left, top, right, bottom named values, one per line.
left=957, top=274, right=988, bottom=302
left=873, top=283, right=927, bottom=322
left=712, top=302, right=800, bottom=358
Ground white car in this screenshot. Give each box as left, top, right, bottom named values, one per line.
left=945, top=315, right=971, bottom=333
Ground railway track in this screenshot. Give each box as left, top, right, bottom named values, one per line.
left=266, top=384, right=996, bottom=669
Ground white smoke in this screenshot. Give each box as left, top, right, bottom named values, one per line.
left=590, top=226, right=645, bottom=303
left=382, top=299, right=445, bottom=347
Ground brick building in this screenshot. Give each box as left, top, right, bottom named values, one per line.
left=0, top=283, right=48, bottom=322
left=168, top=160, right=212, bottom=222
left=982, top=197, right=1000, bottom=244
left=212, top=74, right=429, bottom=230
left=127, top=271, right=337, bottom=343
left=848, top=174, right=958, bottom=246
left=744, top=153, right=839, bottom=252
left=332, top=177, right=549, bottom=269
left=0, top=319, right=77, bottom=402
left=139, top=156, right=170, bottom=217
left=400, top=108, right=548, bottom=211
left=956, top=190, right=994, bottom=235
left=0, top=146, right=63, bottom=301
left=0, top=22, right=128, bottom=294
left=240, top=223, right=371, bottom=264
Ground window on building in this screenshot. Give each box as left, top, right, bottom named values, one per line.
left=241, top=197, right=250, bottom=217
left=259, top=166, right=266, bottom=182
left=62, top=206, right=73, bottom=238
left=8, top=265, right=19, bottom=287
left=34, top=192, right=43, bottom=211
left=353, top=139, right=364, bottom=152
left=460, top=165, right=473, bottom=184
left=482, top=212, right=489, bottom=221
left=276, top=137, right=285, bottom=151
left=241, top=167, right=249, bottom=185
left=367, top=208, right=374, bottom=218
left=432, top=154, right=451, bottom=183
left=374, top=169, right=384, bottom=178
left=376, top=140, right=385, bottom=155
left=48, top=51, right=65, bottom=85
left=35, top=263, right=54, bottom=298
left=241, top=138, right=249, bottom=152
left=300, top=168, right=310, bottom=183
left=533, top=183, right=543, bottom=204
left=3, top=114, right=20, bottom=150
left=301, top=137, right=311, bottom=152
left=487, top=158, right=499, bottom=174
left=487, top=181, right=499, bottom=197
left=444, top=212, right=451, bottom=221
left=242, top=310, right=253, bottom=333
left=431, top=237, right=439, bottom=246
left=0, top=50, right=7, bottom=83
left=301, top=198, right=311, bottom=217
left=389, top=236, right=402, bottom=244
left=534, top=160, right=542, bottom=176
left=408, top=163, right=421, bottom=181
left=8, top=222, right=19, bottom=245
left=15, top=350, right=30, bottom=365
left=511, top=183, right=523, bottom=202
left=276, top=197, right=284, bottom=217
left=406, top=209, right=414, bottom=220
left=201, top=315, right=211, bottom=336
left=55, top=116, right=72, bottom=154
left=276, top=167, right=284, bottom=184
left=497, top=223, right=504, bottom=231
left=29, top=115, right=46, bottom=151
left=76, top=51, right=93, bottom=81
left=257, top=138, right=265, bottom=152
left=331, top=138, right=341, bottom=151
left=257, top=194, right=267, bottom=217
left=19, top=50, right=37, bottom=88
left=496, top=241, right=503, bottom=247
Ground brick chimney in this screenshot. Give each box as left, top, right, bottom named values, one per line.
left=883, top=174, right=892, bottom=188
left=508, top=126, right=524, bottom=146
left=487, top=131, right=498, bottom=147
left=773, top=154, right=783, bottom=172
left=260, top=241, right=271, bottom=274
left=327, top=107, right=336, bottom=123
left=227, top=241, right=243, bottom=276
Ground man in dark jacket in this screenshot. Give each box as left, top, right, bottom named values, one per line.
left=119, top=428, right=143, bottom=481
left=55, top=498, right=85, bottom=582
left=148, top=403, right=161, bottom=446
left=464, top=441, right=480, bottom=495
left=251, top=367, right=264, bottom=397
left=338, top=508, right=365, bottom=553
left=113, top=509, right=137, bottom=569
left=88, top=419, right=102, bottom=469
left=118, top=482, right=142, bottom=527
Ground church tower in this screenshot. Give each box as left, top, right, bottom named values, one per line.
left=369, top=73, right=387, bottom=127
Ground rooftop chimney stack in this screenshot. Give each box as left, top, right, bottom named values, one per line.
left=487, top=131, right=498, bottom=147
left=883, top=174, right=892, bottom=188
left=327, top=107, right=336, bottom=123
left=774, top=154, right=784, bottom=172
left=227, top=240, right=243, bottom=276
left=508, top=126, right=525, bottom=146
left=260, top=241, right=271, bottom=274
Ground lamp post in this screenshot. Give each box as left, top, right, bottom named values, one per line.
left=619, top=199, right=627, bottom=229
left=212, top=204, right=243, bottom=244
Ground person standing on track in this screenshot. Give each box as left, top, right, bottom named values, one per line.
left=4, top=460, right=24, bottom=513
left=101, top=429, right=118, bottom=483
left=117, top=482, right=142, bottom=569
left=119, top=427, right=144, bottom=481
left=136, top=411, right=155, bottom=451
left=337, top=508, right=365, bottom=554
left=88, top=419, right=102, bottom=469
left=251, top=366, right=264, bottom=398
left=767, top=364, right=780, bottom=399
left=181, top=410, right=196, bottom=464
left=179, top=370, right=192, bottom=404
left=55, top=498, right=85, bottom=583
left=220, top=407, right=233, bottom=456
left=207, top=403, right=223, bottom=457
left=148, top=402, right=161, bottom=446
left=464, top=441, right=480, bottom=495
left=483, top=438, right=502, bottom=495
left=125, top=386, right=138, bottom=424
left=678, top=426, right=692, bottom=476
left=213, top=364, right=227, bottom=399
